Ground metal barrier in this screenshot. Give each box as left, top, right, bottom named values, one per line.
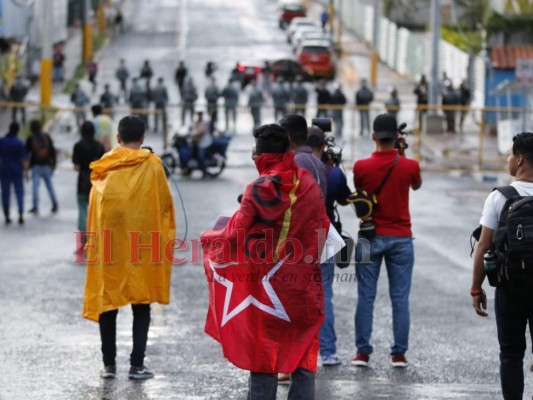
left=2, top=100, right=531, bottom=174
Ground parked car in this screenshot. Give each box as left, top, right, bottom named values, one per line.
left=292, top=26, right=323, bottom=51
left=278, top=1, right=306, bottom=30
left=233, top=61, right=263, bottom=88
left=287, top=17, right=317, bottom=44
left=296, top=41, right=336, bottom=80
left=270, top=58, right=309, bottom=82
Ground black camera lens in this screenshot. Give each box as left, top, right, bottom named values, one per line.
left=311, top=117, right=332, bottom=133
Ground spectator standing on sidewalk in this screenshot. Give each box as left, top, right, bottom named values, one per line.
left=25, top=120, right=59, bottom=215
left=291, top=76, right=308, bottom=116
left=458, top=79, right=471, bottom=132
left=87, top=58, right=98, bottom=93
left=71, top=83, right=90, bottom=128
left=52, top=46, right=65, bottom=83
left=221, top=79, right=239, bottom=132
left=72, top=121, right=104, bottom=256
left=330, top=84, right=346, bottom=138
left=9, top=76, right=29, bottom=125
left=248, top=80, right=264, bottom=129
left=174, top=61, right=187, bottom=99
left=315, top=80, right=331, bottom=118
left=83, top=115, right=175, bottom=381
left=351, top=114, right=421, bottom=369
left=115, top=59, right=130, bottom=102
left=151, top=77, right=169, bottom=133
left=355, top=79, right=374, bottom=136
left=181, top=77, right=198, bottom=126
left=0, top=122, right=26, bottom=225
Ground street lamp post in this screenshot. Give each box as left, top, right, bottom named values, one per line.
left=81, top=0, right=93, bottom=63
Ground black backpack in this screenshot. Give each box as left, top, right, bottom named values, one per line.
left=487, top=186, right=533, bottom=299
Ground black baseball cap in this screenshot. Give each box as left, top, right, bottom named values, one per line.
left=373, top=114, right=398, bottom=139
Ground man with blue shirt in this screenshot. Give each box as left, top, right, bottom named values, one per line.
left=308, top=125, right=353, bottom=366
left=0, top=122, right=26, bottom=224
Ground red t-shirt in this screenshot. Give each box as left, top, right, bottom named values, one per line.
left=353, top=150, right=421, bottom=237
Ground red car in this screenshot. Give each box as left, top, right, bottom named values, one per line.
left=279, top=2, right=306, bottom=30
left=231, top=61, right=263, bottom=88
left=296, top=41, right=336, bottom=80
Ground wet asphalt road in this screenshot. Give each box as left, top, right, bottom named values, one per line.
left=1, top=0, right=532, bottom=399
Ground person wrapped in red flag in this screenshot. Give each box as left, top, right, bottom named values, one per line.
left=201, top=123, right=330, bottom=399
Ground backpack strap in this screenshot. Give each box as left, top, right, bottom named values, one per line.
left=494, top=185, right=520, bottom=199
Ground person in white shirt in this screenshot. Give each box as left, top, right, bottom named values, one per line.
left=471, top=131, right=533, bottom=400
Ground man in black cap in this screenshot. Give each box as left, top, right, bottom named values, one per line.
left=350, top=114, right=422, bottom=369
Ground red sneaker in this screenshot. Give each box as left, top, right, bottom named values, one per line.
left=390, top=354, right=408, bottom=368
left=351, top=353, right=369, bottom=367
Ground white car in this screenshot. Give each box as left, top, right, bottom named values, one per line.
left=287, top=17, right=318, bottom=44
left=292, top=26, right=323, bottom=49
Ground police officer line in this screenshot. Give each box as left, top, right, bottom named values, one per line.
left=2, top=100, right=531, bottom=173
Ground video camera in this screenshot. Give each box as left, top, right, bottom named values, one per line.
left=310, top=118, right=343, bottom=167
left=395, top=122, right=409, bottom=151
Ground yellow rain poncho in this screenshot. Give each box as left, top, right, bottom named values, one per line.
left=83, top=146, right=175, bottom=322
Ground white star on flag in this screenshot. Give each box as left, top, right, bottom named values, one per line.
left=209, top=254, right=292, bottom=327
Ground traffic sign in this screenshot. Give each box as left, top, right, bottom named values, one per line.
left=516, top=58, right=533, bottom=83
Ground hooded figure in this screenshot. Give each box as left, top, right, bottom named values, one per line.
left=83, top=116, right=175, bottom=380
left=202, top=123, right=336, bottom=398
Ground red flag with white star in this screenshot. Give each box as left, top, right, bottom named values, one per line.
left=201, top=152, right=329, bottom=374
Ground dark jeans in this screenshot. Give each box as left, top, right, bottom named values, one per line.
left=12, top=104, right=26, bottom=125
left=1, top=173, right=24, bottom=218
left=495, top=287, right=533, bottom=400
left=99, top=304, right=151, bottom=367
left=248, top=368, right=315, bottom=400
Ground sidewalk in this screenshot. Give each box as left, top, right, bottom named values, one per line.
left=307, top=1, right=501, bottom=170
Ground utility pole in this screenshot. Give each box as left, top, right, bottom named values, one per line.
left=370, top=0, right=381, bottom=87
left=40, top=0, right=52, bottom=108
left=81, top=0, right=93, bottom=63
left=97, top=0, right=106, bottom=34
left=429, top=0, right=441, bottom=115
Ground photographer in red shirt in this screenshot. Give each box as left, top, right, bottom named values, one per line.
left=351, top=114, right=422, bottom=368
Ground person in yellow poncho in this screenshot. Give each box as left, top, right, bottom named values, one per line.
left=82, top=115, right=175, bottom=380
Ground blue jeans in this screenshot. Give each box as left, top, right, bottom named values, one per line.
left=248, top=368, right=315, bottom=400
left=355, top=235, right=414, bottom=355
left=31, top=165, right=58, bottom=212
left=495, top=287, right=533, bottom=400
left=319, top=259, right=337, bottom=357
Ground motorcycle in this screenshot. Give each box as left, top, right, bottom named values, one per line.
left=161, top=130, right=231, bottom=178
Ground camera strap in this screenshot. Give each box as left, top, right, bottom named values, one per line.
left=373, top=154, right=400, bottom=197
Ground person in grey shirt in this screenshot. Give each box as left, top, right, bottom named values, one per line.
left=221, top=79, right=239, bottom=132
left=151, top=77, right=169, bottom=133
left=10, top=76, right=29, bottom=125
left=205, top=78, right=220, bottom=117
left=291, top=77, right=308, bottom=116
left=129, top=78, right=148, bottom=129
left=181, top=77, right=198, bottom=126
left=71, top=83, right=90, bottom=128
left=271, top=77, right=290, bottom=121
